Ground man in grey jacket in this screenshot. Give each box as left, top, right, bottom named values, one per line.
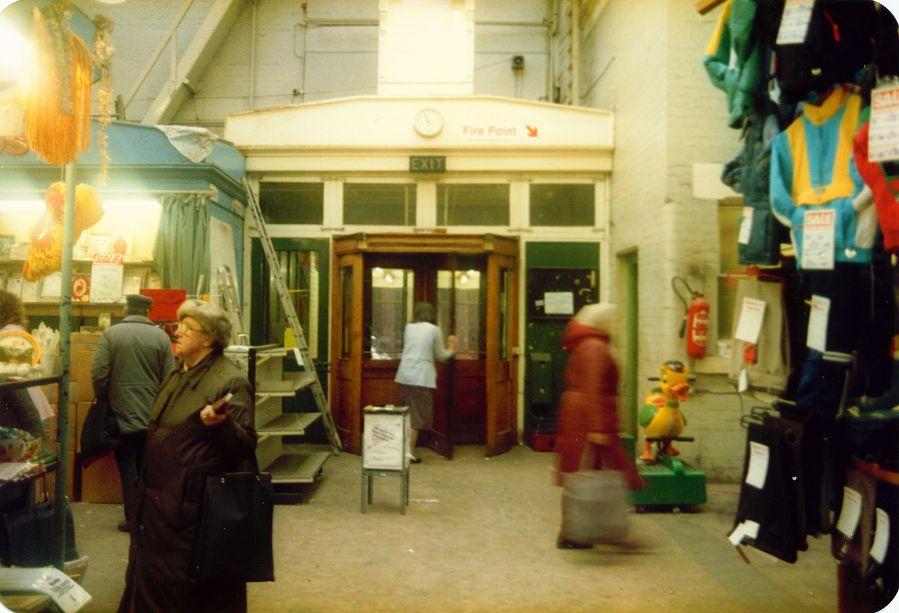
left=92, top=294, right=174, bottom=532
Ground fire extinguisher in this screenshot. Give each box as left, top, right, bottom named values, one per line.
left=672, top=276, right=710, bottom=359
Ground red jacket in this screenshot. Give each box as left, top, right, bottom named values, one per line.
left=554, top=321, right=641, bottom=489
left=854, top=120, right=899, bottom=252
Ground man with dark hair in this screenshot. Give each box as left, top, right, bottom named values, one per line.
left=92, top=294, right=174, bottom=532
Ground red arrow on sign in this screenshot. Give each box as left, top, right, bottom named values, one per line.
left=526, top=125, right=538, bottom=137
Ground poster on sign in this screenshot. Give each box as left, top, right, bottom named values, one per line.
left=89, top=253, right=124, bottom=303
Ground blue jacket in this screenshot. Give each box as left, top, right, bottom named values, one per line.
left=770, top=86, right=876, bottom=266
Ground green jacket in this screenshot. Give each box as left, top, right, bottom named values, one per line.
left=703, top=0, right=767, bottom=128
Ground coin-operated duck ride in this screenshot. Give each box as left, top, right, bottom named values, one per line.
left=631, top=360, right=707, bottom=513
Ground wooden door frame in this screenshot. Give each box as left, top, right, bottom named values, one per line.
left=330, top=251, right=364, bottom=451
left=485, top=252, right=518, bottom=455
left=332, top=233, right=519, bottom=454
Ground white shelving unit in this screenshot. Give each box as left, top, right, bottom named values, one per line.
left=225, top=344, right=330, bottom=498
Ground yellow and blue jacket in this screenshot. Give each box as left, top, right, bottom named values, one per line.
left=770, top=85, right=876, bottom=266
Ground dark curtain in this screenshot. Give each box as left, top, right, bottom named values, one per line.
left=152, top=194, right=211, bottom=292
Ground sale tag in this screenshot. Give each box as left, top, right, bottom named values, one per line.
left=776, top=0, right=814, bottom=45
left=836, top=487, right=862, bottom=539
left=870, top=508, right=890, bottom=564
left=738, top=207, right=753, bottom=245
left=734, top=297, right=766, bottom=344
left=745, top=442, right=769, bottom=490
left=806, top=295, right=830, bottom=352
left=870, top=82, right=899, bottom=163
left=801, top=209, right=835, bottom=270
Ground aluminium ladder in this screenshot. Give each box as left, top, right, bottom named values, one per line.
left=242, top=178, right=342, bottom=454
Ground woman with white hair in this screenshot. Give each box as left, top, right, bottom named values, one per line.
left=119, top=299, right=256, bottom=612
left=554, top=302, right=643, bottom=549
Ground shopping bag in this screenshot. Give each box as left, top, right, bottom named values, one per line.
left=191, top=471, right=274, bottom=583
left=560, top=469, right=629, bottom=544
left=80, top=396, right=121, bottom=467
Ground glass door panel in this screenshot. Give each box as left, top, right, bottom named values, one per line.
left=367, top=267, right=414, bottom=360
left=437, top=269, right=486, bottom=356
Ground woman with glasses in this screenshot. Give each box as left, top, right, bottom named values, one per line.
left=119, top=300, right=256, bottom=613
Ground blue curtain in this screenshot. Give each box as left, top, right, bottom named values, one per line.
left=153, top=194, right=211, bottom=292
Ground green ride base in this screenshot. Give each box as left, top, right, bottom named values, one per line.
left=630, top=455, right=707, bottom=512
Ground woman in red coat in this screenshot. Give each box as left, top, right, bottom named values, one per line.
left=554, top=303, right=642, bottom=549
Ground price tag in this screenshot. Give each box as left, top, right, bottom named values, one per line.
left=806, top=295, right=830, bottom=352
left=738, top=207, right=753, bottom=245
left=836, top=487, right=862, bottom=539
left=870, top=83, right=899, bottom=163
left=745, top=442, right=769, bottom=490
left=734, top=297, right=766, bottom=344
left=776, top=0, right=814, bottom=45
left=738, top=368, right=749, bottom=393
left=870, top=508, right=890, bottom=564
left=801, top=209, right=835, bottom=270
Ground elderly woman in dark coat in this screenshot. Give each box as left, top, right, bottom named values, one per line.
left=554, top=303, right=643, bottom=549
left=119, top=300, right=256, bottom=613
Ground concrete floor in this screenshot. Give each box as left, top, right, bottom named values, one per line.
left=71, top=445, right=837, bottom=612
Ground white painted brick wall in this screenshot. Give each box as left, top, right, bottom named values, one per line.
left=92, top=0, right=551, bottom=128
left=582, top=0, right=745, bottom=480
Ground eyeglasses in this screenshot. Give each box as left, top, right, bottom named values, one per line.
left=176, top=321, right=204, bottom=335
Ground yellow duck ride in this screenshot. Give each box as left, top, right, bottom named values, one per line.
left=639, top=360, right=691, bottom=462
left=631, top=359, right=706, bottom=512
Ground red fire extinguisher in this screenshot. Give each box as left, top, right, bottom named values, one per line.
left=672, top=277, right=710, bottom=359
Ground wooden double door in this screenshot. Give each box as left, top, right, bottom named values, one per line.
left=331, top=234, right=518, bottom=457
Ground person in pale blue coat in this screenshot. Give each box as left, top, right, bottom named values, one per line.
left=394, top=302, right=456, bottom=463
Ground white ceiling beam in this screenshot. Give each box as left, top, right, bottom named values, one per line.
left=141, top=0, right=246, bottom=125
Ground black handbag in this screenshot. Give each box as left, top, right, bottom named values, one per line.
left=80, top=395, right=121, bottom=467
left=191, top=470, right=274, bottom=583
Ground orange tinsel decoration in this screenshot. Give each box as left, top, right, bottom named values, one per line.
left=25, top=6, right=92, bottom=165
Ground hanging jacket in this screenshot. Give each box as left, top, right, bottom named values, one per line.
left=722, top=108, right=789, bottom=264
left=775, top=1, right=878, bottom=104
left=703, top=0, right=768, bottom=128
left=770, top=85, right=876, bottom=266
left=853, top=118, right=899, bottom=252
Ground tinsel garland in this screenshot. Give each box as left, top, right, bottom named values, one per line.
left=25, top=1, right=92, bottom=165
left=92, top=15, right=115, bottom=185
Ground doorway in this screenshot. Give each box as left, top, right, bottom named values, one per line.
left=331, top=234, right=518, bottom=457
left=619, top=250, right=639, bottom=435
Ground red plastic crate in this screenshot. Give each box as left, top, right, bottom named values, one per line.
left=527, top=429, right=557, bottom=452
left=140, top=289, right=186, bottom=322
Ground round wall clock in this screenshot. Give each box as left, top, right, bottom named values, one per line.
left=413, top=108, right=444, bottom=138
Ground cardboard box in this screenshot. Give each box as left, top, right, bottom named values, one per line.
left=73, top=378, right=94, bottom=404
left=44, top=382, right=77, bottom=405
left=42, top=405, right=76, bottom=444
left=80, top=453, right=121, bottom=504
left=69, top=350, right=95, bottom=386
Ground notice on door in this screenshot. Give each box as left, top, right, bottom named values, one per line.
left=544, top=292, right=574, bottom=315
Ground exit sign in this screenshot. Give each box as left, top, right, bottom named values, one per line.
left=410, top=156, right=446, bottom=173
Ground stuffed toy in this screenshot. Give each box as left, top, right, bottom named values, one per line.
left=23, top=182, right=103, bottom=281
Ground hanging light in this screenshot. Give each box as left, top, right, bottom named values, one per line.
left=458, top=273, right=469, bottom=286
left=384, top=272, right=394, bottom=285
